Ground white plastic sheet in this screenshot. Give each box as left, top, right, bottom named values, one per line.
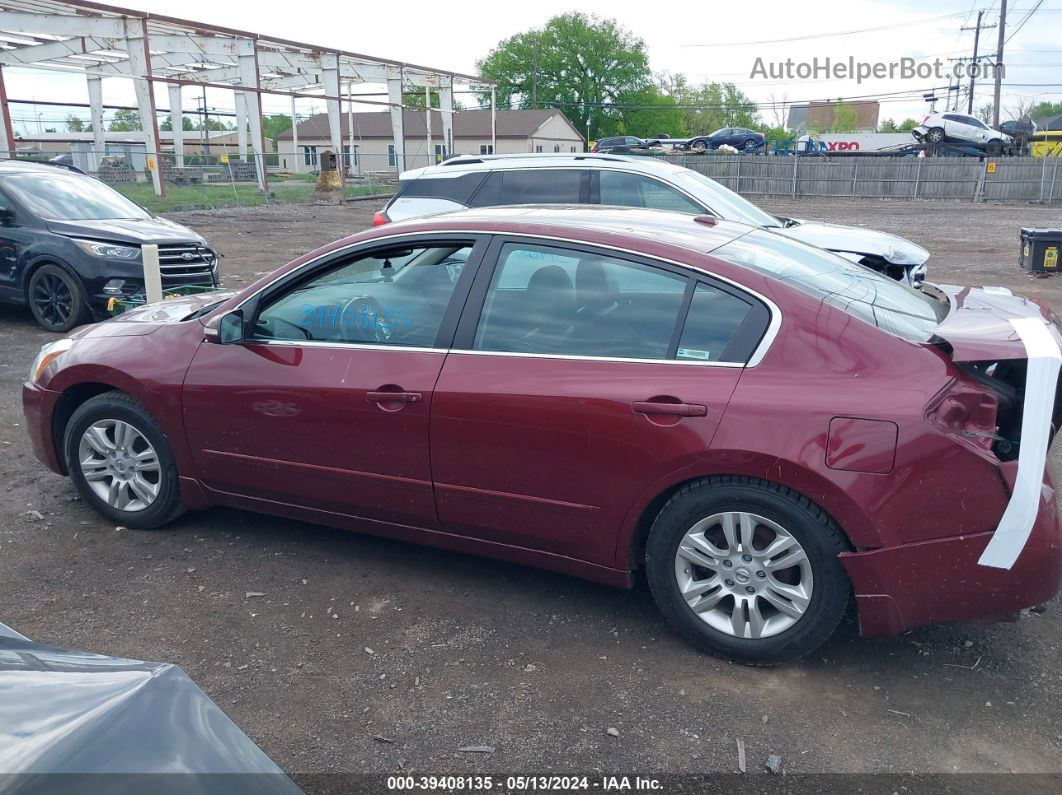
left=978, top=317, right=1062, bottom=569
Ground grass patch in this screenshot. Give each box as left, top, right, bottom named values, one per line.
left=115, top=181, right=385, bottom=213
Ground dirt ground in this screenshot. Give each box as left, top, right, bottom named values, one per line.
left=3, top=197, right=1062, bottom=783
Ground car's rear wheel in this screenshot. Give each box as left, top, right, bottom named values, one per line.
left=64, top=392, right=185, bottom=529
left=742, top=138, right=758, bottom=151
left=925, top=127, right=945, bottom=144
left=28, top=264, right=89, bottom=332
left=646, top=476, right=850, bottom=665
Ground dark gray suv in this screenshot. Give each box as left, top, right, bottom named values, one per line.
left=0, top=160, right=218, bottom=331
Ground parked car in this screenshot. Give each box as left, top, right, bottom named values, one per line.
left=591, top=136, right=645, bottom=153
left=0, top=160, right=219, bottom=332
left=24, top=206, right=1062, bottom=664
left=376, top=153, right=930, bottom=286
left=0, top=620, right=302, bottom=794
left=686, top=128, right=766, bottom=152
left=912, top=112, right=1010, bottom=153
left=999, top=119, right=1037, bottom=139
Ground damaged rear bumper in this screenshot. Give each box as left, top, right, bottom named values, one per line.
left=841, top=475, right=1062, bottom=637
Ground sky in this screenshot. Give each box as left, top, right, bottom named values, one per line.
left=4, top=0, right=1060, bottom=136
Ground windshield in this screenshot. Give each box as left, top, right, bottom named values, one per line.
left=3, top=173, right=150, bottom=221
left=670, top=169, right=782, bottom=228
left=712, top=229, right=948, bottom=342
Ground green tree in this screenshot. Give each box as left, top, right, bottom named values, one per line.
left=831, top=102, right=859, bottom=133
left=659, top=74, right=760, bottom=135
left=878, top=118, right=917, bottom=133
left=65, top=114, right=91, bottom=133
left=477, top=13, right=651, bottom=139
left=1031, top=101, right=1062, bottom=120
left=619, top=82, right=686, bottom=138
left=108, top=108, right=141, bottom=132
left=159, top=116, right=195, bottom=132
left=262, top=114, right=293, bottom=146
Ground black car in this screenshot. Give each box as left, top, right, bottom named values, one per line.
left=0, top=160, right=219, bottom=332
left=591, top=136, right=646, bottom=153
left=686, top=127, right=766, bottom=152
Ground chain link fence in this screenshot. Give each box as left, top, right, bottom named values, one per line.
left=7, top=148, right=400, bottom=212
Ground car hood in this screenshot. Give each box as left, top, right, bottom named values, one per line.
left=780, top=220, right=929, bottom=266
left=70, top=291, right=237, bottom=339
left=0, top=628, right=302, bottom=792
left=925, top=283, right=1062, bottom=361
left=46, top=216, right=207, bottom=246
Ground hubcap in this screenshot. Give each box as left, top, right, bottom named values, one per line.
left=31, top=273, right=73, bottom=328
left=674, top=512, right=813, bottom=639
left=77, top=420, right=161, bottom=512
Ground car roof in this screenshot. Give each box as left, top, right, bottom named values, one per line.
left=372, top=204, right=755, bottom=256
left=0, top=159, right=83, bottom=175
left=399, top=153, right=690, bottom=181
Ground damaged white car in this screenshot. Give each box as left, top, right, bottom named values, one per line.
left=376, top=153, right=930, bottom=287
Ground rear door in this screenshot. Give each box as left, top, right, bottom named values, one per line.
left=429, top=237, right=771, bottom=567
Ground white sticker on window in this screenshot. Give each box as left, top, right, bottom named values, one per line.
left=677, top=348, right=712, bottom=360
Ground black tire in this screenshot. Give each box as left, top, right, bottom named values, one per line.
left=27, top=264, right=90, bottom=333
left=986, top=139, right=1003, bottom=156
left=64, top=391, right=185, bottom=529
left=690, top=139, right=709, bottom=152
left=645, top=476, right=850, bottom=665
left=925, top=127, right=945, bottom=144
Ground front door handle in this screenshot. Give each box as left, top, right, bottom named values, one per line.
left=367, top=391, right=422, bottom=404
left=633, top=401, right=708, bottom=418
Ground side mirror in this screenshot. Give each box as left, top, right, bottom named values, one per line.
left=205, top=309, right=245, bottom=344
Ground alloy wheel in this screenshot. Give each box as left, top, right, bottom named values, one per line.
left=31, top=272, right=73, bottom=329
left=673, top=511, right=814, bottom=639
left=77, top=419, right=161, bottom=512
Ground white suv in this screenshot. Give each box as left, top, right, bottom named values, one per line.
left=913, top=112, right=1010, bottom=152
left=376, top=154, right=929, bottom=286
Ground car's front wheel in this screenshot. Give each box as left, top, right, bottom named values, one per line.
left=690, top=139, right=709, bottom=152
left=646, top=476, right=850, bottom=665
left=27, top=264, right=89, bottom=332
left=925, top=127, right=945, bottom=144
left=64, top=392, right=185, bottom=529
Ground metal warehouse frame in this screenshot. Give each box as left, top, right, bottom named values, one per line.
left=0, top=0, right=497, bottom=196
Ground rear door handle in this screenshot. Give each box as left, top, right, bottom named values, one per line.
left=367, top=391, right=422, bottom=404
left=632, top=401, right=708, bottom=417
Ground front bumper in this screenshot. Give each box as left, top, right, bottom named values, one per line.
left=22, top=381, right=64, bottom=475
left=841, top=476, right=1062, bottom=636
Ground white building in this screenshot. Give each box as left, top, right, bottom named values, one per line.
left=277, top=108, right=585, bottom=173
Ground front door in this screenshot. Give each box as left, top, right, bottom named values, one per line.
left=182, top=236, right=482, bottom=527
left=430, top=238, right=771, bottom=567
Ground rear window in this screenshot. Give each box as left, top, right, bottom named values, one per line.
left=469, top=169, right=584, bottom=207
left=396, top=172, right=486, bottom=203
left=712, top=229, right=948, bottom=342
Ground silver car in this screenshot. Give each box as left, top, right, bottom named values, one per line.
left=376, top=154, right=930, bottom=286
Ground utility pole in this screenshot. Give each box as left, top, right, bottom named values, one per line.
left=962, top=10, right=993, bottom=114
left=992, top=0, right=1007, bottom=128
left=200, top=86, right=210, bottom=156
left=531, top=40, right=538, bottom=109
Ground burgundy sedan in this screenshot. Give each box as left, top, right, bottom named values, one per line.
left=22, top=207, right=1062, bottom=664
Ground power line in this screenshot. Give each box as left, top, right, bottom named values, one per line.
left=1006, top=0, right=1046, bottom=43
left=681, top=12, right=972, bottom=47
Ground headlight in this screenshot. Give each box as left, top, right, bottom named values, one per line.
left=72, top=239, right=141, bottom=259
left=29, top=338, right=75, bottom=384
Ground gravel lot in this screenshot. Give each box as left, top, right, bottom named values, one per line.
left=2, top=197, right=1062, bottom=783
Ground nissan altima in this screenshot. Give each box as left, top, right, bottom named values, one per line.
left=22, top=207, right=1062, bottom=664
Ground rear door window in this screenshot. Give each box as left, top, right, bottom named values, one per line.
left=676, top=283, right=755, bottom=363
left=470, top=169, right=585, bottom=207
left=473, top=242, right=688, bottom=360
